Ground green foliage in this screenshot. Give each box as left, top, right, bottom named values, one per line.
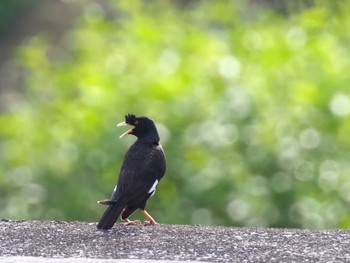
left=1, top=0, right=350, bottom=228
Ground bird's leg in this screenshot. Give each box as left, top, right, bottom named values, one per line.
left=123, top=218, right=141, bottom=226
left=141, top=210, right=157, bottom=225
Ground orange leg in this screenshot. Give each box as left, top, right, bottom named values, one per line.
left=141, top=210, right=157, bottom=225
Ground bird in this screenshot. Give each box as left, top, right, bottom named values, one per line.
left=97, top=114, right=166, bottom=230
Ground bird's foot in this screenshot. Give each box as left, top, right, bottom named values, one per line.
left=141, top=210, right=157, bottom=226
left=123, top=219, right=141, bottom=226
left=143, top=219, right=157, bottom=226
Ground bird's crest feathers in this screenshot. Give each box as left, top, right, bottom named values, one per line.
left=125, top=114, right=137, bottom=124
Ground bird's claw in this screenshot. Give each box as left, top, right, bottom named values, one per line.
left=123, top=219, right=141, bottom=226
left=143, top=220, right=157, bottom=226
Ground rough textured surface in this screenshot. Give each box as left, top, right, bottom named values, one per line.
left=0, top=220, right=350, bottom=262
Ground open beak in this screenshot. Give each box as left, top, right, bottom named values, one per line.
left=117, top=121, right=133, bottom=138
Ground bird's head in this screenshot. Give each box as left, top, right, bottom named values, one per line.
left=117, top=114, right=159, bottom=140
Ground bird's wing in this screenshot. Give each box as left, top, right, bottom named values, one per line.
left=116, top=144, right=166, bottom=206
left=108, top=184, right=119, bottom=201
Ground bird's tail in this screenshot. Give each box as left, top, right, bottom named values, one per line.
left=97, top=201, right=124, bottom=230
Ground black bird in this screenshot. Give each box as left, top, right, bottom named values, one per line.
left=97, top=114, right=166, bottom=230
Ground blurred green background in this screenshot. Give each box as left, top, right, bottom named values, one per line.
left=1, top=0, right=350, bottom=229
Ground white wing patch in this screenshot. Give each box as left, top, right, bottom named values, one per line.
left=148, top=179, right=159, bottom=195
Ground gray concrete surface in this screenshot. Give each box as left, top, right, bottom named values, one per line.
left=0, top=220, right=349, bottom=262
left=0, top=258, right=199, bottom=263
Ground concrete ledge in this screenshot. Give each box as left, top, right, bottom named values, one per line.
left=0, top=220, right=349, bottom=262
left=0, top=258, right=196, bottom=263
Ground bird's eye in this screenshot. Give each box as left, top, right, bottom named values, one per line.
left=134, top=120, right=139, bottom=125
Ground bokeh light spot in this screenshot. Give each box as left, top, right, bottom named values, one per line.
left=299, top=128, right=321, bottom=150
left=218, top=55, right=241, bottom=79
left=286, top=27, right=307, bottom=49
left=329, top=93, right=350, bottom=117
left=226, top=198, right=249, bottom=222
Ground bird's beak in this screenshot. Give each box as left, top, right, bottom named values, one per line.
left=117, top=121, right=128, bottom=127
left=117, top=121, right=133, bottom=138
